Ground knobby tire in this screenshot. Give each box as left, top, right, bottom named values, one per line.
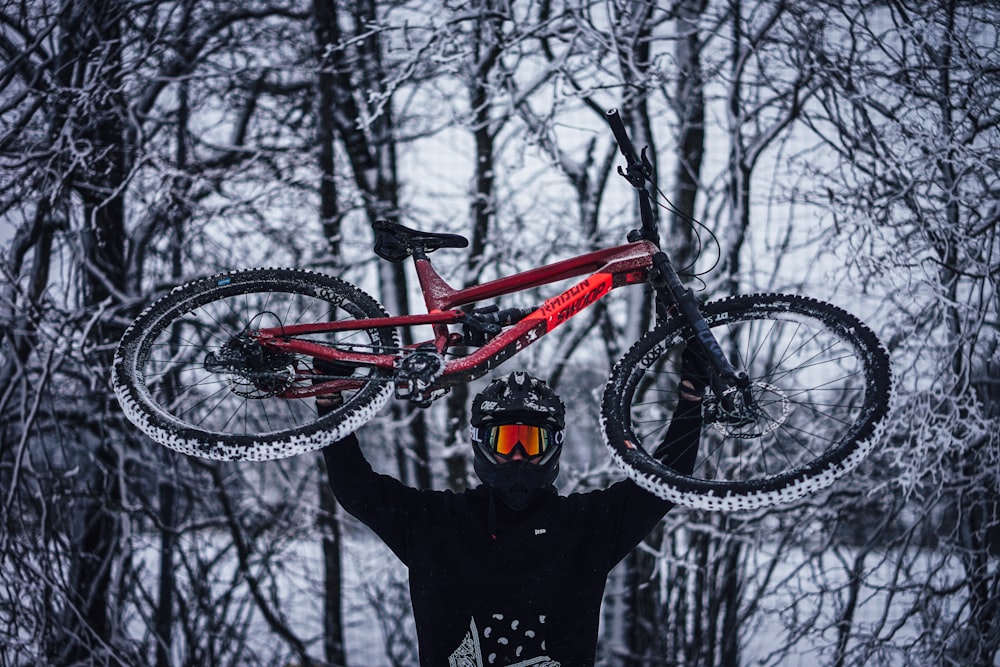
left=601, top=293, right=892, bottom=511
left=112, top=268, right=398, bottom=461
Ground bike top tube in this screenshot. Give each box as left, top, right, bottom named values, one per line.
left=414, top=239, right=659, bottom=313
left=431, top=238, right=658, bottom=383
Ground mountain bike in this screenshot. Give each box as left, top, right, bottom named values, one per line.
left=112, top=109, right=892, bottom=511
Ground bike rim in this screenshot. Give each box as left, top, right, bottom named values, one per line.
left=134, top=282, right=391, bottom=441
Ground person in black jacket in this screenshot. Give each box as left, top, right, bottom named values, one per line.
left=322, top=361, right=704, bottom=667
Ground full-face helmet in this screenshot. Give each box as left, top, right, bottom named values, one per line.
left=470, top=372, right=565, bottom=510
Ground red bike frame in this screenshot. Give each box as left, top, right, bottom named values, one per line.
left=257, top=239, right=660, bottom=395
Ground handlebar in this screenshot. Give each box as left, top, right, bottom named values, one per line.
left=607, top=108, right=640, bottom=167
left=606, top=108, right=658, bottom=244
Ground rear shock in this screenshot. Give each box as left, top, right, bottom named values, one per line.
left=460, top=306, right=535, bottom=346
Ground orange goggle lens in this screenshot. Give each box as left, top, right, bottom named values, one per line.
left=488, top=424, right=551, bottom=459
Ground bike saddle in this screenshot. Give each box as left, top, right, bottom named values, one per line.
left=372, top=219, right=469, bottom=262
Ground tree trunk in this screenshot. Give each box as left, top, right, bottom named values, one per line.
left=670, top=0, right=708, bottom=274
left=320, top=454, right=347, bottom=666
left=312, top=1, right=350, bottom=660
left=321, top=0, right=431, bottom=490
left=443, top=0, right=504, bottom=492
left=613, top=3, right=663, bottom=662
left=53, top=1, right=130, bottom=661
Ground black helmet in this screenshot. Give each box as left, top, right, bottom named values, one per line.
left=470, top=372, right=565, bottom=510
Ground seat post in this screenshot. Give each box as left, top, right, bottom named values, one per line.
left=412, top=256, right=460, bottom=312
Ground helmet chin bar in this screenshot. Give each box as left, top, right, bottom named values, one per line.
left=473, top=454, right=561, bottom=511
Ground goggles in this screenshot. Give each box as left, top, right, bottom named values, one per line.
left=486, top=423, right=557, bottom=460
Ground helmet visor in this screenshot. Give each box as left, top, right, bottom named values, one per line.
left=488, top=423, right=552, bottom=460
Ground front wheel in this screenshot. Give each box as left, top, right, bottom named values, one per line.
left=601, top=294, right=892, bottom=511
left=112, top=268, right=399, bottom=461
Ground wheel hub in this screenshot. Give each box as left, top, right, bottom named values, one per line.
left=704, top=382, right=790, bottom=438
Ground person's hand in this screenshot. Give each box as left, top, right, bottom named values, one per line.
left=314, top=359, right=354, bottom=416
left=679, top=345, right=710, bottom=402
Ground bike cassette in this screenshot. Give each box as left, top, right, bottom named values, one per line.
left=394, top=347, right=447, bottom=407
left=204, top=334, right=297, bottom=398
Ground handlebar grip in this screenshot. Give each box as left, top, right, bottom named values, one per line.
left=606, top=108, right=640, bottom=166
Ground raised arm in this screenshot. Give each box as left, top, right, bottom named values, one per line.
left=650, top=346, right=709, bottom=475
left=317, top=369, right=422, bottom=562
left=582, top=347, right=707, bottom=566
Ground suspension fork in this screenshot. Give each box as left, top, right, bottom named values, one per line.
left=606, top=107, right=750, bottom=399
left=650, top=251, right=751, bottom=395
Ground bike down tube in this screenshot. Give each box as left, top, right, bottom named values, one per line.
left=439, top=244, right=657, bottom=383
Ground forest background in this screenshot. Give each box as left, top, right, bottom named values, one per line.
left=1, top=0, right=998, bottom=665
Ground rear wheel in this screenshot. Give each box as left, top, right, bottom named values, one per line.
left=112, top=268, right=398, bottom=461
left=601, top=293, right=892, bottom=511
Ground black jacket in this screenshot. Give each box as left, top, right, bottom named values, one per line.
left=323, top=400, right=701, bottom=666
